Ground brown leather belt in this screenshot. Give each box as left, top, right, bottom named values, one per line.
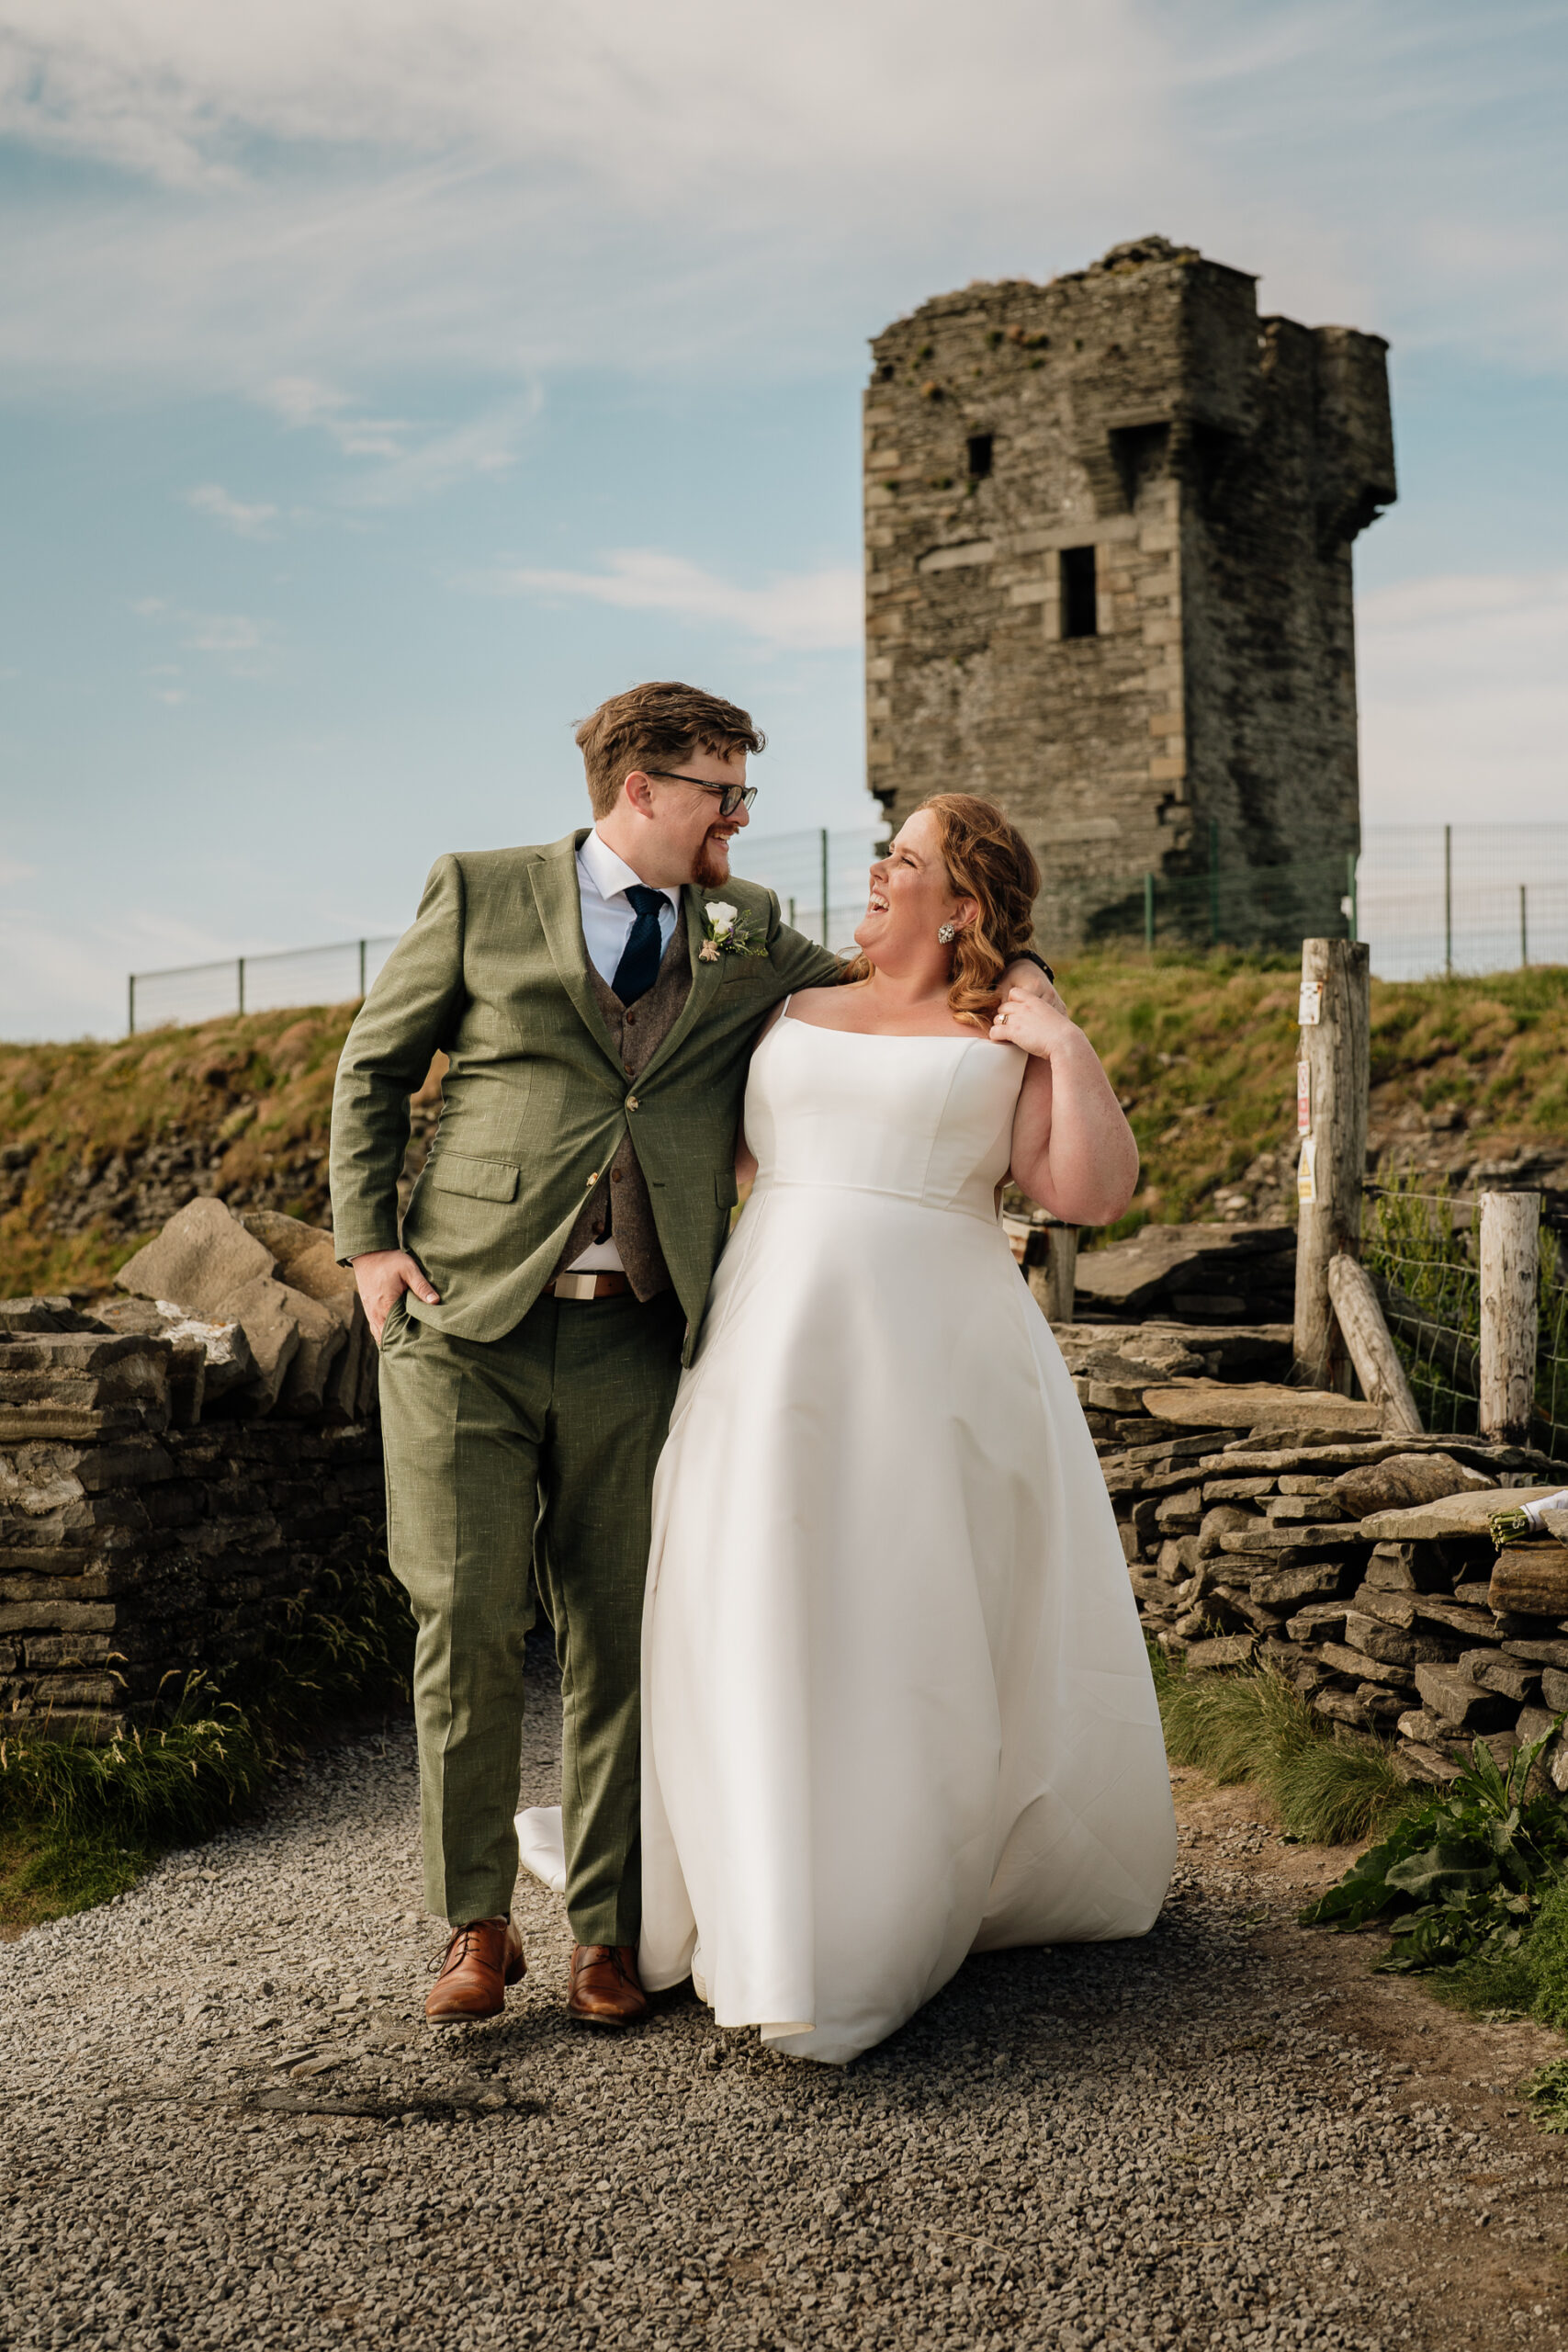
left=548, top=1271, right=631, bottom=1302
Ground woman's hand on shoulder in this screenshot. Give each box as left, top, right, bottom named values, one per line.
left=987, top=982, right=1082, bottom=1057
left=998, top=957, right=1053, bottom=1001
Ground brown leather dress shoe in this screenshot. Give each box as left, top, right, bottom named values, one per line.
left=424, top=1917, right=525, bottom=2022
left=568, top=1943, right=649, bottom=2026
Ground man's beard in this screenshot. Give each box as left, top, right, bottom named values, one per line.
left=692, top=829, right=734, bottom=889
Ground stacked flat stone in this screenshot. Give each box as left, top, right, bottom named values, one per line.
left=1100, top=1403, right=1568, bottom=1785
left=0, top=1206, right=386, bottom=1745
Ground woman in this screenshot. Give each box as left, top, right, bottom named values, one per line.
left=637, top=793, right=1177, bottom=2064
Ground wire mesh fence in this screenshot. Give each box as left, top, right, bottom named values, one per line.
left=1359, top=823, right=1568, bottom=983
left=1081, top=854, right=1356, bottom=954
left=126, top=819, right=1568, bottom=1035
left=711, top=826, right=887, bottom=956
left=1070, top=824, right=1568, bottom=975
left=129, top=938, right=400, bottom=1035
left=1360, top=1176, right=1568, bottom=1457
left=125, top=828, right=889, bottom=1033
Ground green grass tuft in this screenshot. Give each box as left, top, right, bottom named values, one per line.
left=0, top=1555, right=413, bottom=1927
left=1154, top=1647, right=1412, bottom=1846
left=0, top=1818, right=154, bottom=1938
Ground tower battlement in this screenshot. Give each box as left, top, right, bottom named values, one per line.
left=863, top=237, right=1395, bottom=949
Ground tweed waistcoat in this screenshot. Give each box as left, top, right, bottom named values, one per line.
left=550, top=921, right=694, bottom=1297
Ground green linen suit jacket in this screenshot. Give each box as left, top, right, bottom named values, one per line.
left=330, top=830, right=841, bottom=1360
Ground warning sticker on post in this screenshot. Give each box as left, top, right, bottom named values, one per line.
left=1298, top=979, right=1323, bottom=1026
left=1297, top=1136, right=1317, bottom=1206
left=1296, top=1060, right=1311, bottom=1136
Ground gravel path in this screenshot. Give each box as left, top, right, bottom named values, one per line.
left=6, top=1645, right=1568, bottom=2352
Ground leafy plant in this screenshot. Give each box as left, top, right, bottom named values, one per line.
left=1301, top=1727, right=1568, bottom=1972
left=1526, top=2057, right=1568, bottom=2133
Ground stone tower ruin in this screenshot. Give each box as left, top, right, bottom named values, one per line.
left=863, top=237, right=1396, bottom=951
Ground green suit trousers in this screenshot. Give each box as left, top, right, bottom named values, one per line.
left=377, top=1284, right=685, bottom=1943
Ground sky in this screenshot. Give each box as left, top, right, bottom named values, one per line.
left=1, top=0, right=1566, bottom=1039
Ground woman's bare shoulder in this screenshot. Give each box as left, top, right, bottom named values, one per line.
left=784, top=984, right=848, bottom=1019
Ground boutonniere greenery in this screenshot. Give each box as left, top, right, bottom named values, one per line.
left=698, top=900, right=768, bottom=963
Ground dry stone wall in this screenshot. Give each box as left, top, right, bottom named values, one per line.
left=1099, top=1400, right=1568, bottom=1787
left=1059, top=1216, right=1568, bottom=1785
left=0, top=1198, right=387, bottom=1742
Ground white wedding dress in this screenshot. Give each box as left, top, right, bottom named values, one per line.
left=630, top=1007, right=1177, bottom=2064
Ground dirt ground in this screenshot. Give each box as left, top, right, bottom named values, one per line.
left=1171, top=1764, right=1568, bottom=2347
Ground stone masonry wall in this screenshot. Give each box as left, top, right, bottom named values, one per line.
left=863, top=236, right=1395, bottom=951
left=0, top=1290, right=386, bottom=1745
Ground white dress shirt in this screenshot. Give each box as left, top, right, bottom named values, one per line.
left=575, top=828, right=681, bottom=989
left=566, top=830, right=682, bottom=1272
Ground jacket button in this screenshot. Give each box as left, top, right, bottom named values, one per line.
left=626, top=1095, right=639, bottom=1112
left=586, top=1171, right=599, bottom=1188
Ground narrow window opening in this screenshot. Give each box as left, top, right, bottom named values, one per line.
left=965, top=433, right=994, bottom=481
left=1060, top=545, right=1098, bottom=639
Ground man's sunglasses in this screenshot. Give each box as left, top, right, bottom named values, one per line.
left=646, top=771, right=757, bottom=819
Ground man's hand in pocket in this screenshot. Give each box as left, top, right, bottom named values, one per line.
left=353, top=1249, right=441, bottom=1345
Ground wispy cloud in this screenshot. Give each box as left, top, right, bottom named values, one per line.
left=181, top=612, right=266, bottom=656
left=479, top=549, right=863, bottom=654
left=0, top=1, right=1560, bottom=400
left=1358, top=570, right=1568, bottom=822
left=254, top=373, right=531, bottom=503
left=130, top=597, right=277, bottom=682
left=185, top=481, right=279, bottom=538
left=259, top=376, right=409, bottom=458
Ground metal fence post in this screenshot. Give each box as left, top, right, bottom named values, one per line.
left=1346, top=852, right=1359, bottom=941
left=1521, top=886, right=1529, bottom=969
left=1143, top=873, right=1155, bottom=953
left=128, top=975, right=136, bottom=1036
left=818, top=829, right=830, bottom=947
left=1443, top=823, right=1452, bottom=976
left=1208, top=818, right=1220, bottom=944
left=1292, top=935, right=1371, bottom=1394
left=1479, top=1192, right=1540, bottom=1444
left=237, top=956, right=245, bottom=1015
left=358, top=939, right=367, bottom=998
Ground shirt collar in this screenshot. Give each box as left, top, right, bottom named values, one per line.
left=578, top=827, right=682, bottom=915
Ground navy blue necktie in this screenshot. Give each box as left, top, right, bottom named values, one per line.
left=613, top=886, right=666, bottom=1006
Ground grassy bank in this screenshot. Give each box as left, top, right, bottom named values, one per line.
left=6, top=956, right=1568, bottom=1295
left=0, top=1561, right=414, bottom=1934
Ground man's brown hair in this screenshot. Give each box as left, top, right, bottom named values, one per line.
left=573, top=682, right=765, bottom=819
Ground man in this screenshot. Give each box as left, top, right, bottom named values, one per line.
left=331, top=681, right=1047, bottom=2027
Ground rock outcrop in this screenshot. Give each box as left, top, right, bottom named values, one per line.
left=110, top=1198, right=376, bottom=1424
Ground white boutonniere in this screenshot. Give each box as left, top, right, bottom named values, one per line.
left=699, top=900, right=767, bottom=963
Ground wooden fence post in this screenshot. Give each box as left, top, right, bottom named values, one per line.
left=1035, top=1225, right=1078, bottom=1325
left=1479, top=1191, right=1540, bottom=1443
left=1292, top=936, right=1371, bottom=1392
left=1327, top=1254, right=1422, bottom=1434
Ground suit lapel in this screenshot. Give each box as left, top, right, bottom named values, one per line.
left=528, top=831, right=622, bottom=1068
left=635, top=886, right=722, bottom=1086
